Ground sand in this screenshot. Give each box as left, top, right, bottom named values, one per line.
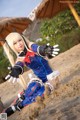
left=0, top=44, right=80, bottom=120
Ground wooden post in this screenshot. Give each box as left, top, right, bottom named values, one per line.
left=2, top=42, right=27, bottom=90
left=67, top=1, right=80, bottom=26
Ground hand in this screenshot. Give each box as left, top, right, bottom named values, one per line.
left=45, top=43, right=60, bottom=58
left=5, top=65, right=23, bottom=83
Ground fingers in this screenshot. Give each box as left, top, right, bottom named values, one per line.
left=52, top=51, right=59, bottom=55
left=9, top=77, right=19, bottom=83
left=5, top=74, right=11, bottom=80
left=46, top=43, right=60, bottom=58
left=53, top=44, right=59, bottom=48
left=51, top=48, right=59, bottom=56
left=46, top=43, right=59, bottom=49
left=51, top=51, right=59, bottom=57
left=5, top=74, right=19, bottom=83
left=52, top=44, right=60, bottom=56
left=12, top=78, right=17, bottom=83
left=52, top=54, right=56, bottom=57
left=46, top=43, right=50, bottom=46
left=53, top=48, right=60, bottom=51
left=7, top=66, right=12, bottom=70
left=16, top=78, right=20, bottom=82
left=8, top=76, right=13, bottom=82
left=53, top=44, right=60, bottom=51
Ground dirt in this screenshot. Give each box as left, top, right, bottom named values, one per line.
left=0, top=44, right=80, bottom=120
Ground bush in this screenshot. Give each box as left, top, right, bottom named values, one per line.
left=0, top=47, right=10, bottom=83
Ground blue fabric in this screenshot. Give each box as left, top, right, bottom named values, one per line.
left=31, top=44, right=38, bottom=53
left=15, top=61, right=24, bottom=67
left=17, top=44, right=53, bottom=83
left=25, top=82, right=41, bottom=97
left=26, top=55, right=53, bottom=83
left=21, top=81, right=45, bottom=107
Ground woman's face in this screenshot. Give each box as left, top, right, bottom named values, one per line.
left=13, top=39, right=25, bottom=53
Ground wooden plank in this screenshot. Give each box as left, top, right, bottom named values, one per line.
left=67, top=1, right=80, bottom=26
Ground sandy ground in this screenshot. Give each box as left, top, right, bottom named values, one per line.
left=0, top=44, right=80, bottom=120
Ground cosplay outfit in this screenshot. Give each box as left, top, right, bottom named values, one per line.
left=17, top=44, right=53, bottom=83
left=5, top=33, right=60, bottom=83
left=5, top=43, right=60, bottom=83
left=4, top=77, right=45, bottom=116
left=4, top=33, right=60, bottom=116
left=14, top=43, right=60, bottom=83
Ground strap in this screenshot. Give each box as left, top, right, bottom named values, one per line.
left=27, top=78, right=44, bottom=87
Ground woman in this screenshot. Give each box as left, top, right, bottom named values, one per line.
left=5, top=32, right=60, bottom=87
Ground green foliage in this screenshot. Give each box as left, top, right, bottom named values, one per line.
left=38, top=4, right=80, bottom=49
left=0, top=47, right=10, bottom=83
left=57, top=27, right=80, bottom=52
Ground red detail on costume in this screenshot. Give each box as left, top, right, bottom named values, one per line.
left=24, top=51, right=35, bottom=63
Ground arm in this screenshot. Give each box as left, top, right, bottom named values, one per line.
left=21, top=35, right=60, bottom=58
left=5, top=61, right=24, bottom=83
left=30, top=43, right=60, bottom=58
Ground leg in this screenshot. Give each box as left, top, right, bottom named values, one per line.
left=47, top=70, right=60, bottom=89
left=4, top=106, right=16, bottom=116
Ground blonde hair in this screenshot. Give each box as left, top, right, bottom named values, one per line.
left=5, top=32, right=30, bottom=55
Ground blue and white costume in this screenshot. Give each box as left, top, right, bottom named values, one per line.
left=20, top=80, right=45, bottom=107
left=17, top=44, right=53, bottom=83
left=4, top=79, right=45, bottom=116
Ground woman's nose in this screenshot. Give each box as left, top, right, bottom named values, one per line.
left=17, top=42, right=20, bottom=46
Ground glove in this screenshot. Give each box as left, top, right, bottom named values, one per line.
left=5, top=62, right=23, bottom=83
left=38, top=43, right=60, bottom=58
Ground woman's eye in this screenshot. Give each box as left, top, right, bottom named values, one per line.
left=13, top=42, right=17, bottom=45
left=18, top=39, right=22, bottom=42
